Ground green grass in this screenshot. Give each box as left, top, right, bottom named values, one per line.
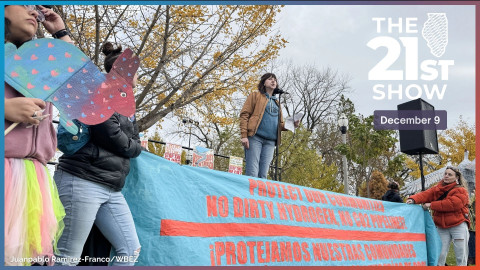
left=446, top=244, right=456, bottom=266
left=445, top=243, right=475, bottom=266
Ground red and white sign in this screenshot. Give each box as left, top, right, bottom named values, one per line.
left=228, top=156, right=243, bottom=175
left=164, top=143, right=182, bottom=164
left=192, top=146, right=214, bottom=169
left=139, top=133, right=149, bottom=149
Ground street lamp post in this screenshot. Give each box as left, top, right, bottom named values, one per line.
left=338, top=113, right=349, bottom=195
left=182, top=118, right=194, bottom=165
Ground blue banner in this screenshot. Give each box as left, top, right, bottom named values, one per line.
left=122, top=152, right=441, bottom=266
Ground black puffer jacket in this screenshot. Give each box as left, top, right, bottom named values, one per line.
left=58, top=112, right=142, bottom=191
left=381, top=189, right=403, bottom=203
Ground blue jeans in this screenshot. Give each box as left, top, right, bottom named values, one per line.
left=53, top=170, right=140, bottom=266
left=244, top=135, right=275, bottom=179
left=437, top=222, right=469, bottom=266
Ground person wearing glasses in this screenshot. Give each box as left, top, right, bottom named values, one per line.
left=406, top=166, right=470, bottom=266
left=4, top=5, right=72, bottom=265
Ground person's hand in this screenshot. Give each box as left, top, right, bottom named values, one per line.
left=38, top=6, right=66, bottom=34
left=422, top=203, right=431, bottom=210
left=241, top=138, right=249, bottom=149
left=406, top=198, right=414, bottom=204
left=5, top=97, right=46, bottom=125
left=294, top=120, right=300, bottom=128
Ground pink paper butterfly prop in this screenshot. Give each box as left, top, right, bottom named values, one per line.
left=82, top=48, right=139, bottom=125
left=5, top=39, right=139, bottom=134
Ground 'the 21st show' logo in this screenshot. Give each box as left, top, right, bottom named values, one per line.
left=368, top=14, right=454, bottom=100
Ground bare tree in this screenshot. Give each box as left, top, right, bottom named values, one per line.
left=282, top=65, right=351, bottom=132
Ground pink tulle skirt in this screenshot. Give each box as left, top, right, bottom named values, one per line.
left=4, top=158, right=65, bottom=266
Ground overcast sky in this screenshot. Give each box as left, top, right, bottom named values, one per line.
left=275, top=4, right=475, bottom=128
left=157, top=4, right=475, bottom=146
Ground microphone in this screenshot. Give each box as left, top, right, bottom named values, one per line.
left=273, top=88, right=289, bottom=95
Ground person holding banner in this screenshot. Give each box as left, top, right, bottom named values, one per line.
left=53, top=42, right=142, bottom=266
left=4, top=5, right=72, bottom=265
left=406, top=166, right=470, bottom=266
left=239, top=73, right=298, bottom=179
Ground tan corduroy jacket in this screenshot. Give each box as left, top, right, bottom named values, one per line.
left=239, top=91, right=287, bottom=145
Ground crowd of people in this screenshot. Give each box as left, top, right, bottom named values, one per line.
left=4, top=4, right=475, bottom=267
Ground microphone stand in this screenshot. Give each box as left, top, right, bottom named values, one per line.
left=274, top=91, right=283, bottom=181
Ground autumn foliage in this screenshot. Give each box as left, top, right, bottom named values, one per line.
left=359, top=170, right=388, bottom=200
left=56, top=5, right=287, bottom=132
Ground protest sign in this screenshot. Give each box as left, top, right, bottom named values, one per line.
left=228, top=156, right=243, bottom=175
left=192, top=146, right=214, bottom=169
left=164, top=143, right=182, bottom=164
left=123, top=152, right=441, bottom=266
left=139, top=133, right=149, bottom=149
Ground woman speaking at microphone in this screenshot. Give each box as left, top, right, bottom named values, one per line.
left=239, top=73, right=298, bottom=179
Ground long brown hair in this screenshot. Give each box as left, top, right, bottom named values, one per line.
left=446, top=166, right=470, bottom=203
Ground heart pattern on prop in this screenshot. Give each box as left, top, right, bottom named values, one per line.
left=81, top=48, right=139, bottom=125
left=5, top=39, right=139, bottom=134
